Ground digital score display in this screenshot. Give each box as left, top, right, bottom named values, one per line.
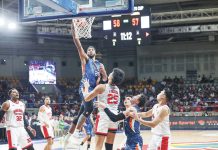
left=103, top=6, right=150, bottom=46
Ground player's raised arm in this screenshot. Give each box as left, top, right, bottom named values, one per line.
left=71, top=22, right=88, bottom=63
left=99, top=63, right=108, bottom=82
left=83, top=84, right=105, bottom=102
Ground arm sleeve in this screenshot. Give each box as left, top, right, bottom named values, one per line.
left=104, top=108, right=125, bottom=122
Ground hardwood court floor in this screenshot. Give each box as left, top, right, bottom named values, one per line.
left=0, top=130, right=218, bottom=150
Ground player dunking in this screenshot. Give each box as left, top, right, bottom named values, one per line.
left=64, top=22, right=107, bottom=148
left=83, top=68, right=125, bottom=150
left=0, top=88, right=36, bottom=150
left=96, top=94, right=146, bottom=150
left=38, top=96, right=54, bottom=150
left=132, top=89, right=172, bottom=150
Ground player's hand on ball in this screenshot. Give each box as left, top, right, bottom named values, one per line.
left=128, top=108, right=138, bottom=120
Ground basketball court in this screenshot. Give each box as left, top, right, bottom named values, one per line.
left=1, top=130, right=218, bottom=149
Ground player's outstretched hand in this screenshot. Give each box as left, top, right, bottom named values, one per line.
left=94, top=101, right=106, bottom=109
left=83, top=78, right=90, bottom=88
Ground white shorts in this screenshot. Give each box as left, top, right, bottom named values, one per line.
left=6, top=126, right=32, bottom=149
left=95, top=112, right=118, bottom=136
left=40, top=125, right=54, bottom=139
left=148, top=134, right=170, bottom=150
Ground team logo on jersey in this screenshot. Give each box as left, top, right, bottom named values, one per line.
left=13, top=109, right=23, bottom=115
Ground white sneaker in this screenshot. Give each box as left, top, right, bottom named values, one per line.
left=72, top=130, right=84, bottom=138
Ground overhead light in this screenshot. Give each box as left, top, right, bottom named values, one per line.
left=0, top=17, right=5, bottom=26
left=112, top=15, right=122, bottom=17
left=8, top=22, right=17, bottom=30
left=131, top=12, right=140, bottom=16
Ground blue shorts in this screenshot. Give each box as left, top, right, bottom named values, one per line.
left=125, top=135, right=143, bottom=150
left=84, top=124, right=93, bottom=136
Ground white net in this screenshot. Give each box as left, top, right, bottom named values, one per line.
left=72, top=17, right=95, bottom=39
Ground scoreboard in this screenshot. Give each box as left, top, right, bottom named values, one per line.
left=103, top=6, right=150, bottom=46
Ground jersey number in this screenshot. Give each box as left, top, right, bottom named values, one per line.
left=107, top=93, right=119, bottom=104
left=16, top=116, right=23, bottom=121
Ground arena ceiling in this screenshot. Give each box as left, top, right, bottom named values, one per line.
left=1, top=0, right=218, bottom=16
left=1, top=0, right=218, bottom=43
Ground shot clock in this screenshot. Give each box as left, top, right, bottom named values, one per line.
left=103, top=6, right=150, bottom=46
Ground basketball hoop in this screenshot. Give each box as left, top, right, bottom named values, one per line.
left=72, top=17, right=95, bottom=39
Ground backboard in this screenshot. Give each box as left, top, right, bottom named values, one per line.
left=19, top=0, right=134, bottom=22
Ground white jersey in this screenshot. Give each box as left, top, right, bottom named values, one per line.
left=39, top=105, right=52, bottom=126
left=151, top=104, right=170, bottom=136
left=5, top=100, right=25, bottom=128
left=97, top=84, right=120, bottom=114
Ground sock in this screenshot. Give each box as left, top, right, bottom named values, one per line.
left=105, top=143, right=113, bottom=150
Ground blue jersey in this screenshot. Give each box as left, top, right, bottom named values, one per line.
left=79, top=58, right=101, bottom=91
left=124, top=106, right=143, bottom=150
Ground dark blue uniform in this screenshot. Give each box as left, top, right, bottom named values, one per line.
left=124, top=106, right=143, bottom=150
left=83, top=117, right=93, bottom=136
left=73, top=58, right=101, bottom=125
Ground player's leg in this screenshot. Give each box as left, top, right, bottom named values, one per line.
left=19, top=127, right=34, bottom=150
left=81, top=124, right=92, bottom=149
left=64, top=103, right=85, bottom=148
left=87, top=135, right=92, bottom=150
left=69, top=103, right=85, bottom=134
left=159, top=136, right=170, bottom=150
left=71, top=101, right=94, bottom=143
left=6, top=128, right=18, bottom=150
left=105, top=121, right=118, bottom=150
left=44, top=138, right=53, bottom=150
left=45, top=126, right=54, bottom=150
left=95, top=113, right=109, bottom=150
left=148, top=134, right=162, bottom=150
left=74, top=97, right=94, bottom=132
left=40, top=125, right=54, bottom=150
left=95, top=134, right=106, bottom=150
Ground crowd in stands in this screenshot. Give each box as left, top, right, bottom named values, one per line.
left=0, top=75, right=218, bottom=141
left=0, top=75, right=218, bottom=114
